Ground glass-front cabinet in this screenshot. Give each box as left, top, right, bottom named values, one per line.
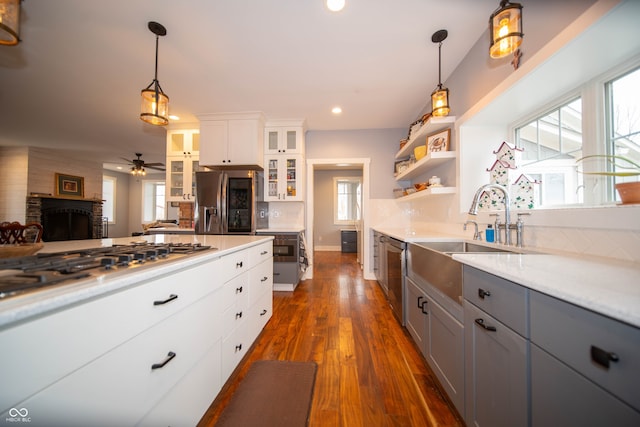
left=166, top=129, right=202, bottom=202
left=265, top=155, right=304, bottom=202
left=264, top=120, right=305, bottom=155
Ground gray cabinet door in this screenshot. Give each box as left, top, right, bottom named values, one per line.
left=464, top=301, right=528, bottom=427
left=405, top=277, right=429, bottom=356
left=428, top=297, right=464, bottom=414
left=531, top=344, right=640, bottom=427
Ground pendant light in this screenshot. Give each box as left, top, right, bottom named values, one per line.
left=431, top=29, right=450, bottom=117
left=140, top=21, right=169, bottom=126
left=489, top=0, right=523, bottom=59
left=0, top=0, right=21, bottom=46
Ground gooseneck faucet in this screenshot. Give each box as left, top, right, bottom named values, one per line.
left=468, top=184, right=512, bottom=246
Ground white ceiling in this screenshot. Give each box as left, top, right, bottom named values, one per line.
left=0, top=0, right=498, bottom=169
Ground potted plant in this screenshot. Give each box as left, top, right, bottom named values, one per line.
left=576, top=154, right=640, bottom=204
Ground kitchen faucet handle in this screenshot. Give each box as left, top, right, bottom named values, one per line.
left=516, top=212, right=531, bottom=223
left=489, top=213, right=501, bottom=223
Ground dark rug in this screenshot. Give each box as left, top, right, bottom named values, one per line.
left=215, top=360, right=318, bottom=427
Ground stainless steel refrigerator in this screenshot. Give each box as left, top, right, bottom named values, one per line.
left=194, top=169, right=267, bottom=234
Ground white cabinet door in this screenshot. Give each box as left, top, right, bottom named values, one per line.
left=166, top=156, right=201, bottom=202
left=167, top=129, right=200, bottom=157
left=264, top=154, right=304, bottom=201
left=199, top=113, right=265, bottom=167
left=265, top=127, right=303, bottom=155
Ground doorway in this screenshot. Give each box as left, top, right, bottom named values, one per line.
left=305, top=158, right=371, bottom=280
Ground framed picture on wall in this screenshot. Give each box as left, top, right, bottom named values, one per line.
left=55, top=173, right=84, bottom=198
left=426, top=128, right=451, bottom=152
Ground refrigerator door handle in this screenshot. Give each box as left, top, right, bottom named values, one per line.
left=203, top=207, right=217, bottom=233
left=221, top=173, right=229, bottom=233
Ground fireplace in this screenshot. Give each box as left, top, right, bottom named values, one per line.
left=26, top=197, right=103, bottom=241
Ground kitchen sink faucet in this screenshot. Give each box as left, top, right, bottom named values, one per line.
left=468, top=184, right=512, bottom=246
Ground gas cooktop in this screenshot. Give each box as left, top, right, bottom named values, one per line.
left=0, top=242, right=215, bottom=300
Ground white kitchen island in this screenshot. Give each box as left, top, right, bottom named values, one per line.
left=0, top=234, right=274, bottom=427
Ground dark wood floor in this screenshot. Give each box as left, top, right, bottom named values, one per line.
left=198, top=251, right=463, bottom=427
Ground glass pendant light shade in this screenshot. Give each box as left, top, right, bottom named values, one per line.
left=140, top=21, right=169, bottom=126
left=489, top=0, right=523, bottom=59
left=0, top=0, right=21, bottom=46
left=431, top=86, right=450, bottom=117
left=140, top=84, right=169, bottom=126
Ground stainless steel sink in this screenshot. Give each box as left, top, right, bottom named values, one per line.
left=415, top=241, right=515, bottom=254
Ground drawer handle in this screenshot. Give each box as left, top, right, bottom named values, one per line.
left=260, top=309, right=268, bottom=316
left=151, top=351, right=176, bottom=370
left=478, top=288, right=491, bottom=299
left=475, top=318, right=497, bottom=332
left=236, top=311, right=243, bottom=319
left=418, top=297, right=428, bottom=314
left=261, top=276, right=269, bottom=282
left=236, top=261, right=243, bottom=268
left=236, top=286, right=243, bottom=293
left=235, top=344, right=243, bottom=352
left=261, top=250, right=268, bottom=255
left=591, top=345, right=619, bottom=369
left=153, top=294, right=178, bottom=306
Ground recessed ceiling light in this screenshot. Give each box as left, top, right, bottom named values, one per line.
left=169, top=115, right=180, bottom=121
left=116, top=166, right=123, bottom=170
left=332, top=106, right=342, bottom=114
left=326, top=0, right=345, bottom=12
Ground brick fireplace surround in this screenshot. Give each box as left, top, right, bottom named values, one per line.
left=26, top=196, right=103, bottom=241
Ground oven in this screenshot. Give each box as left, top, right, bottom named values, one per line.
left=272, top=234, right=299, bottom=263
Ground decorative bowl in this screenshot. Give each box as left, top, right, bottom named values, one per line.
left=413, top=145, right=427, bottom=161
left=414, top=182, right=428, bottom=191
left=0, top=243, right=44, bottom=258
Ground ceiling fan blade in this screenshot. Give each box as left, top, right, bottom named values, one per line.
left=146, top=165, right=166, bottom=171
left=119, top=157, right=134, bottom=164
left=143, top=162, right=165, bottom=167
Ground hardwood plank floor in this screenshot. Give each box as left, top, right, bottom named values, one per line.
left=198, top=251, right=463, bottom=427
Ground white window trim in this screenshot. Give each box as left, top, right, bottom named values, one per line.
left=102, top=175, right=117, bottom=225
left=333, top=176, right=362, bottom=226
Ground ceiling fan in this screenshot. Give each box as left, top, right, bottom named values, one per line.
left=121, top=153, right=165, bottom=175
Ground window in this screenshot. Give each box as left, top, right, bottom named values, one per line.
left=333, top=177, right=361, bottom=225
left=514, top=63, right=640, bottom=207
left=606, top=66, right=640, bottom=199
left=102, top=176, right=116, bottom=224
left=516, top=98, right=583, bottom=207
left=143, top=181, right=165, bottom=222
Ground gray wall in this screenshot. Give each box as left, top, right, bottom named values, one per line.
left=103, top=170, right=131, bottom=238
left=314, top=169, right=362, bottom=247
left=306, top=128, right=405, bottom=199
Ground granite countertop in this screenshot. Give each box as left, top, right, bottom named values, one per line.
left=0, top=234, right=273, bottom=328
left=373, top=226, right=640, bottom=329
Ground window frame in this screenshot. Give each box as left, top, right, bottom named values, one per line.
left=333, top=176, right=362, bottom=226
left=142, top=180, right=166, bottom=222
left=102, top=175, right=117, bottom=225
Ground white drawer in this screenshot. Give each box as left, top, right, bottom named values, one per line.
left=463, top=265, right=528, bottom=337
left=249, top=241, right=273, bottom=266
left=6, top=287, right=224, bottom=426
left=221, top=320, right=250, bottom=383
left=219, top=273, right=249, bottom=312
left=531, top=291, right=640, bottom=411
left=248, top=289, right=272, bottom=344
left=0, top=258, right=221, bottom=412
left=248, top=258, right=273, bottom=306
left=217, top=249, right=250, bottom=283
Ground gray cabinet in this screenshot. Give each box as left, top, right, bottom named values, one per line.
left=530, top=291, right=640, bottom=426
left=341, top=229, right=357, bottom=253
left=463, top=266, right=529, bottom=427
left=405, top=274, right=464, bottom=414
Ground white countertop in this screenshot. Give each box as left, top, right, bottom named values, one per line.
left=0, top=234, right=273, bottom=329
left=256, top=227, right=305, bottom=233
left=373, top=226, right=640, bottom=329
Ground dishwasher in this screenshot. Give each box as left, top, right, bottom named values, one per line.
left=385, top=236, right=406, bottom=325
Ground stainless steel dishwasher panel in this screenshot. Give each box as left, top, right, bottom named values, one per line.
left=385, top=237, right=406, bottom=325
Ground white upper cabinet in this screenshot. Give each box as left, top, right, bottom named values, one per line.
left=264, top=119, right=306, bottom=155
left=198, top=112, right=265, bottom=167
left=166, top=128, right=202, bottom=202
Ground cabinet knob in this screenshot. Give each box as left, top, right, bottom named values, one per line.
left=235, top=311, right=243, bottom=319
left=478, top=288, right=491, bottom=299
left=236, top=286, right=243, bottom=293
left=235, top=344, right=243, bottom=352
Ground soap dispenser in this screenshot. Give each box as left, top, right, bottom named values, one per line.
left=485, top=224, right=495, bottom=243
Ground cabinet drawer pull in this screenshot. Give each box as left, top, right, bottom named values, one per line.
left=235, top=344, right=243, bottom=352
left=478, top=288, right=491, bottom=299
left=417, top=296, right=424, bottom=308
left=260, top=309, right=268, bottom=316
left=591, top=345, right=619, bottom=369
left=235, top=311, right=243, bottom=319
left=261, top=276, right=269, bottom=282
left=153, top=294, right=178, bottom=306
left=474, top=318, right=497, bottom=332
left=236, top=261, right=243, bottom=268
left=418, top=297, right=428, bottom=314
left=151, top=351, right=176, bottom=370
left=261, top=250, right=268, bottom=255
left=236, top=286, right=243, bottom=293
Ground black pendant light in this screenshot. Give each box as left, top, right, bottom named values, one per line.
left=0, top=0, right=21, bottom=46
left=431, top=29, right=450, bottom=117
left=489, top=0, right=523, bottom=59
left=140, top=21, right=169, bottom=126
